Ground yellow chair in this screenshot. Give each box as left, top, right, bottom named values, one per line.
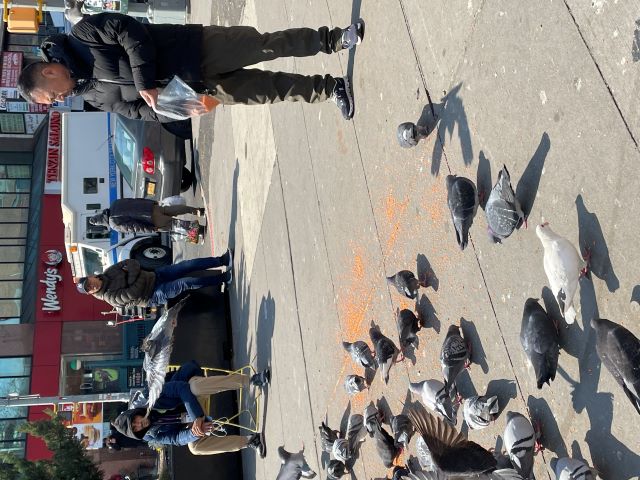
left=166, top=364, right=262, bottom=434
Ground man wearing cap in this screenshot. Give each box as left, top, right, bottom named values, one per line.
left=76, top=249, right=233, bottom=309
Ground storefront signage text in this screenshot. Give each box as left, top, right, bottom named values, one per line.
left=46, top=111, right=61, bottom=183
left=41, top=268, right=62, bottom=312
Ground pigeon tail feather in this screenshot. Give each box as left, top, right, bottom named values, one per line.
left=564, top=305, right=577, bottom=324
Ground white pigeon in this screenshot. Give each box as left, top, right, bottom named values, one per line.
left=553, top=457, right=596, bottom=480
left=503, top=412, right=537, bottom=479
left=141, top=297, right=189, bottom=416
left=536, top=223, right=587, bottom=324
left=409, top=379, right=458, bottom=425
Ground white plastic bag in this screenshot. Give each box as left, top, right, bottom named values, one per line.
left=159, top=195, right=186, bottom=207
left=153, top=76, right=219, bottom=120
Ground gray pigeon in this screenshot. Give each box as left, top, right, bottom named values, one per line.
left=520, top=298, right=560, bottom=389
left=364, top=402, right=398, bottom=468
left=408, top=406, right=497, bottom=475
left=415, top=436, right=437, bottom=471
left=463, top=394, right=499, bottom=430
left=342, top=340, right=377, bottom=370
left=440, top=324, right=470, bottom=394
left=331, top=438, right=350, bottom=463
left=552, top=457, right=596, bottom=479
left=344, top=374, right=368, bottom=395
left=327, top=460, right=347, bottom=479
left=319, top=421, right=340, bottom=453
left=391, top=414, right=414, bottom=449
left=503, top=412, right=537, bottom=479
left=387, top=270, right=420, bottom=299
left=536, top=222, right=587, bottom=324
left=397, top=308, right=421, bottom=349
left=370, top=322, right=400, bottom=384
left=397, top=122, right=430, bottom=148
left=485, top=165, right=525, bottom=243
left=446, top=175, right=479, bottom=250
left=592, top=318, right=640, bottom=414
left=344, top=413, right=366, bottom=464
left=409, top=379, right=458, bottom=425
left=141, top=297, right=189, bottom=415
left=276, top=446, right=317, bottom=480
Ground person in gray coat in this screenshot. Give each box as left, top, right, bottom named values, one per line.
left=89, top=198, right=205, bottom=234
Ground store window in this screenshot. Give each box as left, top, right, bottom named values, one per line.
left=0, top=357, right=31, bottom=458
left=0, top=165, right=31, bottom=325
left=60, top=355, right=121, bottom=395
left=83, top=178, right=98, bottom=194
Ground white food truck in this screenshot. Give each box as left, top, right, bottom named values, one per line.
left=60, top=112, right=173, bottom=280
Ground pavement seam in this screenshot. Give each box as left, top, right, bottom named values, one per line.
left=274, top=153, right=322, bottom=466
left=561, top=0, right=639, bottom=150
left=397, top=0, right=435, bottom=116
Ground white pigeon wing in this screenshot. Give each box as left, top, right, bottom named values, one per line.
left=542, top=238, right=583, bottom=323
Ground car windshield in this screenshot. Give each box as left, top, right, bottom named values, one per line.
left=81, top=247, right=104, bottom=275
left=112, top=116, right=137, bottom=188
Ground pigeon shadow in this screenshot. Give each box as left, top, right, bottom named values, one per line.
left=485, top=378, right=517, bottom=417
left=416, top=294, right=441, bottom=334
left=541, top=286, right=582, bottom=359
left=515, top=132, right=550, bottom=219
left=430, top=83, right=474, bottom=175
left=416, top=254, right=439, bottom=291
left=376, top=396, right=394, bottom=426
left=453, top=368, right=477, bottom=399
left=345, top=0, right=363, bottom=84
left=460, top=317, right=488, bottom=374
left=576, top=194, right=620, bottom=293
left=527, top=395, right=568, bottom=457
left=632, top=285, right=640, bottom=305
left=476, top=151, right=493, bottom=210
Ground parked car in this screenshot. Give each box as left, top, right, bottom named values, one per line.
left=112, top=114, right=194, bottom=201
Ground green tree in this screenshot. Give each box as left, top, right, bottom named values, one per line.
left=0, top=411, right=102, bottom=480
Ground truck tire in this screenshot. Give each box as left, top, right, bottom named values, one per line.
left=133, top=241, right=172, bottom=270
left=180, top=166, right=194, bottom=192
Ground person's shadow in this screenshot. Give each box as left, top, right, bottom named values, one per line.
left=346, top=0, right=363, bottom=87
left=428, top=83, right=473, bottom=175
left=516, top=132, right=550, bottom=220
left=575, top=194, right=619, bottom=292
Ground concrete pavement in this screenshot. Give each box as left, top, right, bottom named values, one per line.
left=189, top=1, right=640, bottom=479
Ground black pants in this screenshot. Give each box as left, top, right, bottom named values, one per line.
left=200, top=25, right=343, bottom=105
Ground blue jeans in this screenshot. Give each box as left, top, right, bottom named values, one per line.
left=148, top=256, right=229, bottom=306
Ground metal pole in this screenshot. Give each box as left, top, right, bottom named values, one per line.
left=0, top=392, right=130, bottom=408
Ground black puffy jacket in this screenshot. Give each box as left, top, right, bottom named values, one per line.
left=42, top=13, right=203, bottom=122
left=91, top=198, right=157, bottom=234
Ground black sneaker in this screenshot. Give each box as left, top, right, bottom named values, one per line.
left=197, top=207, right=206, bottom=217
left=226, top=248, right=234, bottom=270
left=339, top=21, right=365, bottom=50
left=331, top=77, right=354, bottom=120
left=247, top=432, right=266, bottom=458
left=250, top=368, right=271, bottom=388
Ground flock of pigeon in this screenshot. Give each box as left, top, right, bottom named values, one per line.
left=275, top=154, right=640, bottom=480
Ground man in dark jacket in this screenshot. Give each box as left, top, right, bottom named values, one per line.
left=89, top=198, right=205, bottom=234
left=76, top=249, right=233, bottom=308
left=113, top=360, right=270, bottom=457
left=17, top=13, right=364, bottom=120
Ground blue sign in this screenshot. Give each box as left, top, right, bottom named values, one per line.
left=106, top=113, right=119, bottom=264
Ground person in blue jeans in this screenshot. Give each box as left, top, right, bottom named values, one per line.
left=75, top=249, right=233, bottom=309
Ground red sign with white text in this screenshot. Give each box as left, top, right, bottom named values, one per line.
left=46, top=111, right=62, bottom=188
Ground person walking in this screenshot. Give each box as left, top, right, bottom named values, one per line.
left=113, top=361, right=270, bottom=457
left=89, top=198, right=205, bottom=235
left=75, top=249, right=233, bottom=309
left=17, top=13, right=364, bottom=121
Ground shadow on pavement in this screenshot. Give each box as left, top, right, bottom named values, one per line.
left=632, top=285, right=640, bottom=305
left=485, top=378, right=517, bottom=419
left=416, top=253, right=439, bottom=291
left=346, top=0, right=363, bottom=83
left=515, top=132, right=550, bottom=220
left=430, top=83, right=473, bottom=175
left=527, top=395, right=567, bottom=457
left=460, top=317, right=488, bottom=374
left=415, top=294, right=440, bottom=334
left=476, top=150, right=492, bottom=210
left=576, top=194, right=620, bottom=293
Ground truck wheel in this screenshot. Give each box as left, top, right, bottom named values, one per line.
left=134, top=243, right=172, bottom=270
left=180, top=166, right=194, bottom=192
